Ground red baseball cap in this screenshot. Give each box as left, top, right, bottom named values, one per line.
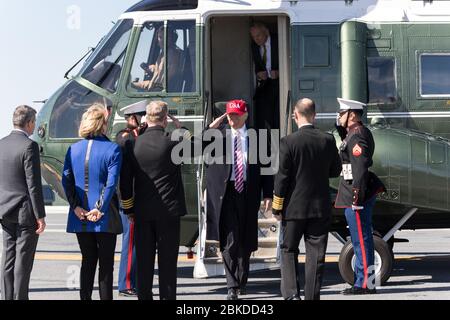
left=226, top=100, right=248, bottom=116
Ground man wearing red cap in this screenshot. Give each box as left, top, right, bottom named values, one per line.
left=205, top=100, right=273, bottom=300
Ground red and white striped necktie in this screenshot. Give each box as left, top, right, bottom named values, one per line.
left=234, top=131, right=244, bottom=193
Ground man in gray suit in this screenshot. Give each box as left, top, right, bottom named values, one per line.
left=0, top=105, right=46, bottom=300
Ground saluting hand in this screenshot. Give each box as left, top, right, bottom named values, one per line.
left=168, top=113, right=182, bottom=129
left=209, top=113, right=227, bottom=129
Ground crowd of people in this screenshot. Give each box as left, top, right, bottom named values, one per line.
left=0, top=22, right=385, bottom=301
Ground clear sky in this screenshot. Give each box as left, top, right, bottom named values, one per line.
left=0, top=0, right=137, bottom=138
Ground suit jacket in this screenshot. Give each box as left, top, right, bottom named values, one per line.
left=0, top=131, right=46, bottom=226
left=62, top=136, right=123, bottom=234
left=124, top=126, right=188, bottom=221
left=204, top=125, right=274, bottom=252
left=273, top=125, right=342, bottom=220
left=251, top=35, right=279, bottom=76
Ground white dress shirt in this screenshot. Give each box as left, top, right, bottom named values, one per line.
left=230, top=125, right=248, bottom=182
left=259, top=36, right=272, bottom=78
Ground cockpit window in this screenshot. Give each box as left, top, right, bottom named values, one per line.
left=80, top=19, right=133, bottom=93
left=49, top=81, right=112, bottom=139
left=128, top=20, right=196, bottom=94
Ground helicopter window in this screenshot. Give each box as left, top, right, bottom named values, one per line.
left=49, top=81, right=112, bottom=139
left=367, top=57, right=397, bottom=105
left=128, top=20, right=196, bottom=94
left=81, top=19, right=133, bottom=93
left=167, top=20, right=196, bottom=93
left=420, top=54, right=450, bottom=96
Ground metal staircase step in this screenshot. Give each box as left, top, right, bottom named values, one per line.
left=258, top=218, right=279, bottom=228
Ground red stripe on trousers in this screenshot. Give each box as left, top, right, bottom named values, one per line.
left=126, top=222, right=135, bottom=290
left=355, top=210, right=368, bottom=289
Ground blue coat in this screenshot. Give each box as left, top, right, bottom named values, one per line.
left=62, top=136, right=123, bottom=234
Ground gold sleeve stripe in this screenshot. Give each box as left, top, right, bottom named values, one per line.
left=273, top=196, right=284, bottom=205
left=121, top=199, right=134, bottom=205
left=272, top=202, right=283, bottom=211
left=273, top=195, right=284, bottom=202
left=121, top=198, right=134, bottom=209
left=272, top=195, right=285, bottom=211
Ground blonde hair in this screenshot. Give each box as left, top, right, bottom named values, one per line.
left=146, top=101, right=168, bottom=124
left=79, top=104, right=108, bottom=138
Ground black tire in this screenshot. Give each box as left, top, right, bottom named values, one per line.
left=338, top=236, right=393, bottom=286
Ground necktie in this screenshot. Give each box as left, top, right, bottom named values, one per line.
left=262, top=45, right=267, bottom=66
left=234, top=131, right=244, bottom=193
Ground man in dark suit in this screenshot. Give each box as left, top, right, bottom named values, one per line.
left=250, top=22, right=280, bottom=131
left=204, top=100, right=274, bottom=300
left=120, top=101, right=187, bottom=300
left=0, top=105, right=46, bottom=300
left=272, top=98, right=342, bottom=300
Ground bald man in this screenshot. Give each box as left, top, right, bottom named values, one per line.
left=272, top=98, right=342, bottom=300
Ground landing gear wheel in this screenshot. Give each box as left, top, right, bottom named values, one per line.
left=338, top=236, right=393, bottom=286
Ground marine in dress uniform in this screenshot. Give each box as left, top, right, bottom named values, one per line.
left=272, top=98, right=342, bottom=300
left=204, top=100, right=274, bottom=300
left=116, top=100, right=148, bottom=297
left=334, top=98, right=386, bottom=295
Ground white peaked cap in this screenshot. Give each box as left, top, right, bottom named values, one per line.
left=337, top=98, right=365, bottom=111
left=120, top=100, right=148, bottom=116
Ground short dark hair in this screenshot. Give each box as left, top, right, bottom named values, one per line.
left=295, top=98, right=316, bottom=119
left=13, top=105, right=36, bottom=128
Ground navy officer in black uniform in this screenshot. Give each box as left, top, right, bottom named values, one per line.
left=120, top=101, right=189, bottom=300
left=334, top=98, right=385, bottom=295
left=116, top=100, right=148, bottom=297
left=272, top=98, right=341, bottom=300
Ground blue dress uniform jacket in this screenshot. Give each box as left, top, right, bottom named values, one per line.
left=63, top=136, right=123, bottom=234
left=334, top=123, right=385, bottom=208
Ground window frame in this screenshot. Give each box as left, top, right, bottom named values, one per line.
left=124, top=15, right=201, bottom=99
left=47, top=80, right=114, bottom=141
left=78, top=19, right=135, bottom=94
left=418, top=52, right=450, bottom=98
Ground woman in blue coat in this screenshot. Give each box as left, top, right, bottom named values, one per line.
left=62, top=104, right=122, bottom=300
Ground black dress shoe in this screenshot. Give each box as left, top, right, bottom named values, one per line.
left=119, top=289, right=138, bottom=297
left=342, top=287, right=377, bottom=295
left=227, top=288, right=238, bottom=300
left=238, top=286, right=247, bottom=296
left=285, top=294, right=301, bottom=300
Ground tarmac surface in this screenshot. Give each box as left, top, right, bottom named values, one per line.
left=2, top=206, right=450, bottom=300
